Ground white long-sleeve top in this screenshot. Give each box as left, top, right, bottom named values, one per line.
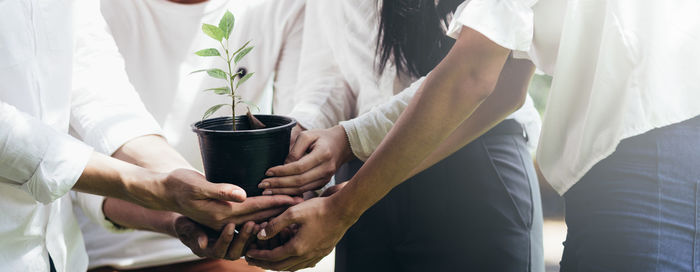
left=290, top=0, right=541, bottom=161
left=72, top=0, right=306, bottom=269
left=0, top=0, right=162, bottom=271
left=446, top=0, right=700, bottom=195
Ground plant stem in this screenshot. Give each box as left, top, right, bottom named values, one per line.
left=221, top=40, right=236, bottom=131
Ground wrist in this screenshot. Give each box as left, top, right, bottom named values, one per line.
left=327, top=182, right=364, bottom=226
left=331, top=125, right=355, bottom=164
left=161, top=213, right=183, bottom=237
left=119, top=166, right=169, bottom=211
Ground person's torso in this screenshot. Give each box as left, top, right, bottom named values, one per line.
left=79, top=0, right=304, bottom=268
left=0, top=0, right=87, bottom=271
left=532, top=0, right=700, bottom=194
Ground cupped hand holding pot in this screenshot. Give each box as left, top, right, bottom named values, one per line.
left=142, top=169, right=302, bottom=230
left=258, top=126, right=355, bottom=196
left=172, top=217, right=258, bottom=260
left=244, top=194, right=356, bottom=271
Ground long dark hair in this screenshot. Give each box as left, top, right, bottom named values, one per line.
left=377, top=0, right=464, bottom=78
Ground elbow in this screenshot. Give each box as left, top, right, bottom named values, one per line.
left=454, top=71, right=500, bottom=106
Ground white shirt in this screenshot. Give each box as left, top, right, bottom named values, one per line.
left=448, top=0, right=700, bottom=194
left=73, top=0, right=305, bottom=269
left=0, top=0, right=162, bottom=271
left=292, top=0, right=540, bottom=161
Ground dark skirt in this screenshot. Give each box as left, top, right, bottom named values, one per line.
left=334, top=120, right=543, bottom=272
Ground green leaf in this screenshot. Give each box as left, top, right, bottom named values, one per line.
left=234, top=46, right=254, bottom=64
left=218, top=11, right=235, bottom=40
left=202, top=23, right=224, bottom=42
left=202, top=104, right=230, bottom=120
left=203, top=86, right=231, bottom=95
left=190, top=69, right=207, bottom=75
left=236, top=100, right=260, bottom=112
left=236, top=72, right=254, bottom=89
left=194, top=48, right=221, bottom=57
left=190, top=69, right=228, bottom=79
left=206, top=68, right=228, bottom=79
left=232, top=41, right=251, bottom=56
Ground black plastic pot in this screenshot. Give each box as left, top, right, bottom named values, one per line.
left=192, top=115, right=296, bottom=197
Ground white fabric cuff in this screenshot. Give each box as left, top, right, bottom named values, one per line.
left=73, top=192, right=132, bottom=233
left=22, top=135, right=93, bottom=204
left=339, top=120, right=371, bottom=162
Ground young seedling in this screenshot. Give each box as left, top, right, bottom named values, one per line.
left=191, top=10, right=259, bottom=130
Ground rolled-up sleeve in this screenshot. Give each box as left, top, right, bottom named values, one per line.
left=446, top=0, right=536, bottom=53
left=69, top=0, right=162, bottom=156
left=340, top=77, right=424, bottom=161
left=0, top=102, right=93, bottom=204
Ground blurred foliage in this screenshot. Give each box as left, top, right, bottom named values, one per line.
left=527, top=73, right=552, bottom=117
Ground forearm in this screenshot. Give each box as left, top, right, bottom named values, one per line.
left=103, top=198, right=180, bottom=236
left=73, top=152, right=167, bottom=211
left=111, top=135, right=192, bottom=172
left=408, top=57, right=535, bottom=177
left=332, top=28, right=511, bottom=219
left=103, top=135, right=193, bottom=234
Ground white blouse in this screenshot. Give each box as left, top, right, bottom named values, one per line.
left=74, top=0, right=305, bottom=269
left=0, top=0, right=162, bottom=271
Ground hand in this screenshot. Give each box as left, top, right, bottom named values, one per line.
left=173, top=216, right=258, bottom=260
left=173, top=216, right=256, bottom=260
left=259, top=126, right=355, bottom=195
left=245, top=196, right=357, bottom=271
left=139, top=169, right=302, bottom=230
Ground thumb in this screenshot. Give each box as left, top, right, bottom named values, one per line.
left=257, top=209, right=297, bottom=240
left=202, top=182, right=247, bottom=203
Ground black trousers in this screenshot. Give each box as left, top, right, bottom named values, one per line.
left=334, top=120, right=541, bottom=272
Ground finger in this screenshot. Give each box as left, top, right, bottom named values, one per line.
left=235, top=207, right=289, bottom=224
left=174, top=217, right=209, bottom=255
left=265, top=147, right=328, bottom=179
left=228, top=221, right=255, bottom=259
left=262, top=178, right=329, bottom=196
left=261, top=163, right=332, bottom=189
left=257, top=208, right=298, bottom=240
left=201, top=182, right=247, bottom=203
left=285, top=132, right=318, bottom=164
left=212, top=223, right=236, bottom=258
left=233, top=195, right=297, bottom=214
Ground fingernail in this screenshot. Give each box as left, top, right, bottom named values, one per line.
left=233, top=189, right=247, bottom=198
left=258, top=182, right=269, bottom=189
left=228, top=225, right=235, bottom=236
left=266, top=170, right=274, bottom=176
left=198, top=236, right=207, bottom=249
left=262, top=190, right=272, bottom=195
left=258, top=229, right=267, bottom=239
